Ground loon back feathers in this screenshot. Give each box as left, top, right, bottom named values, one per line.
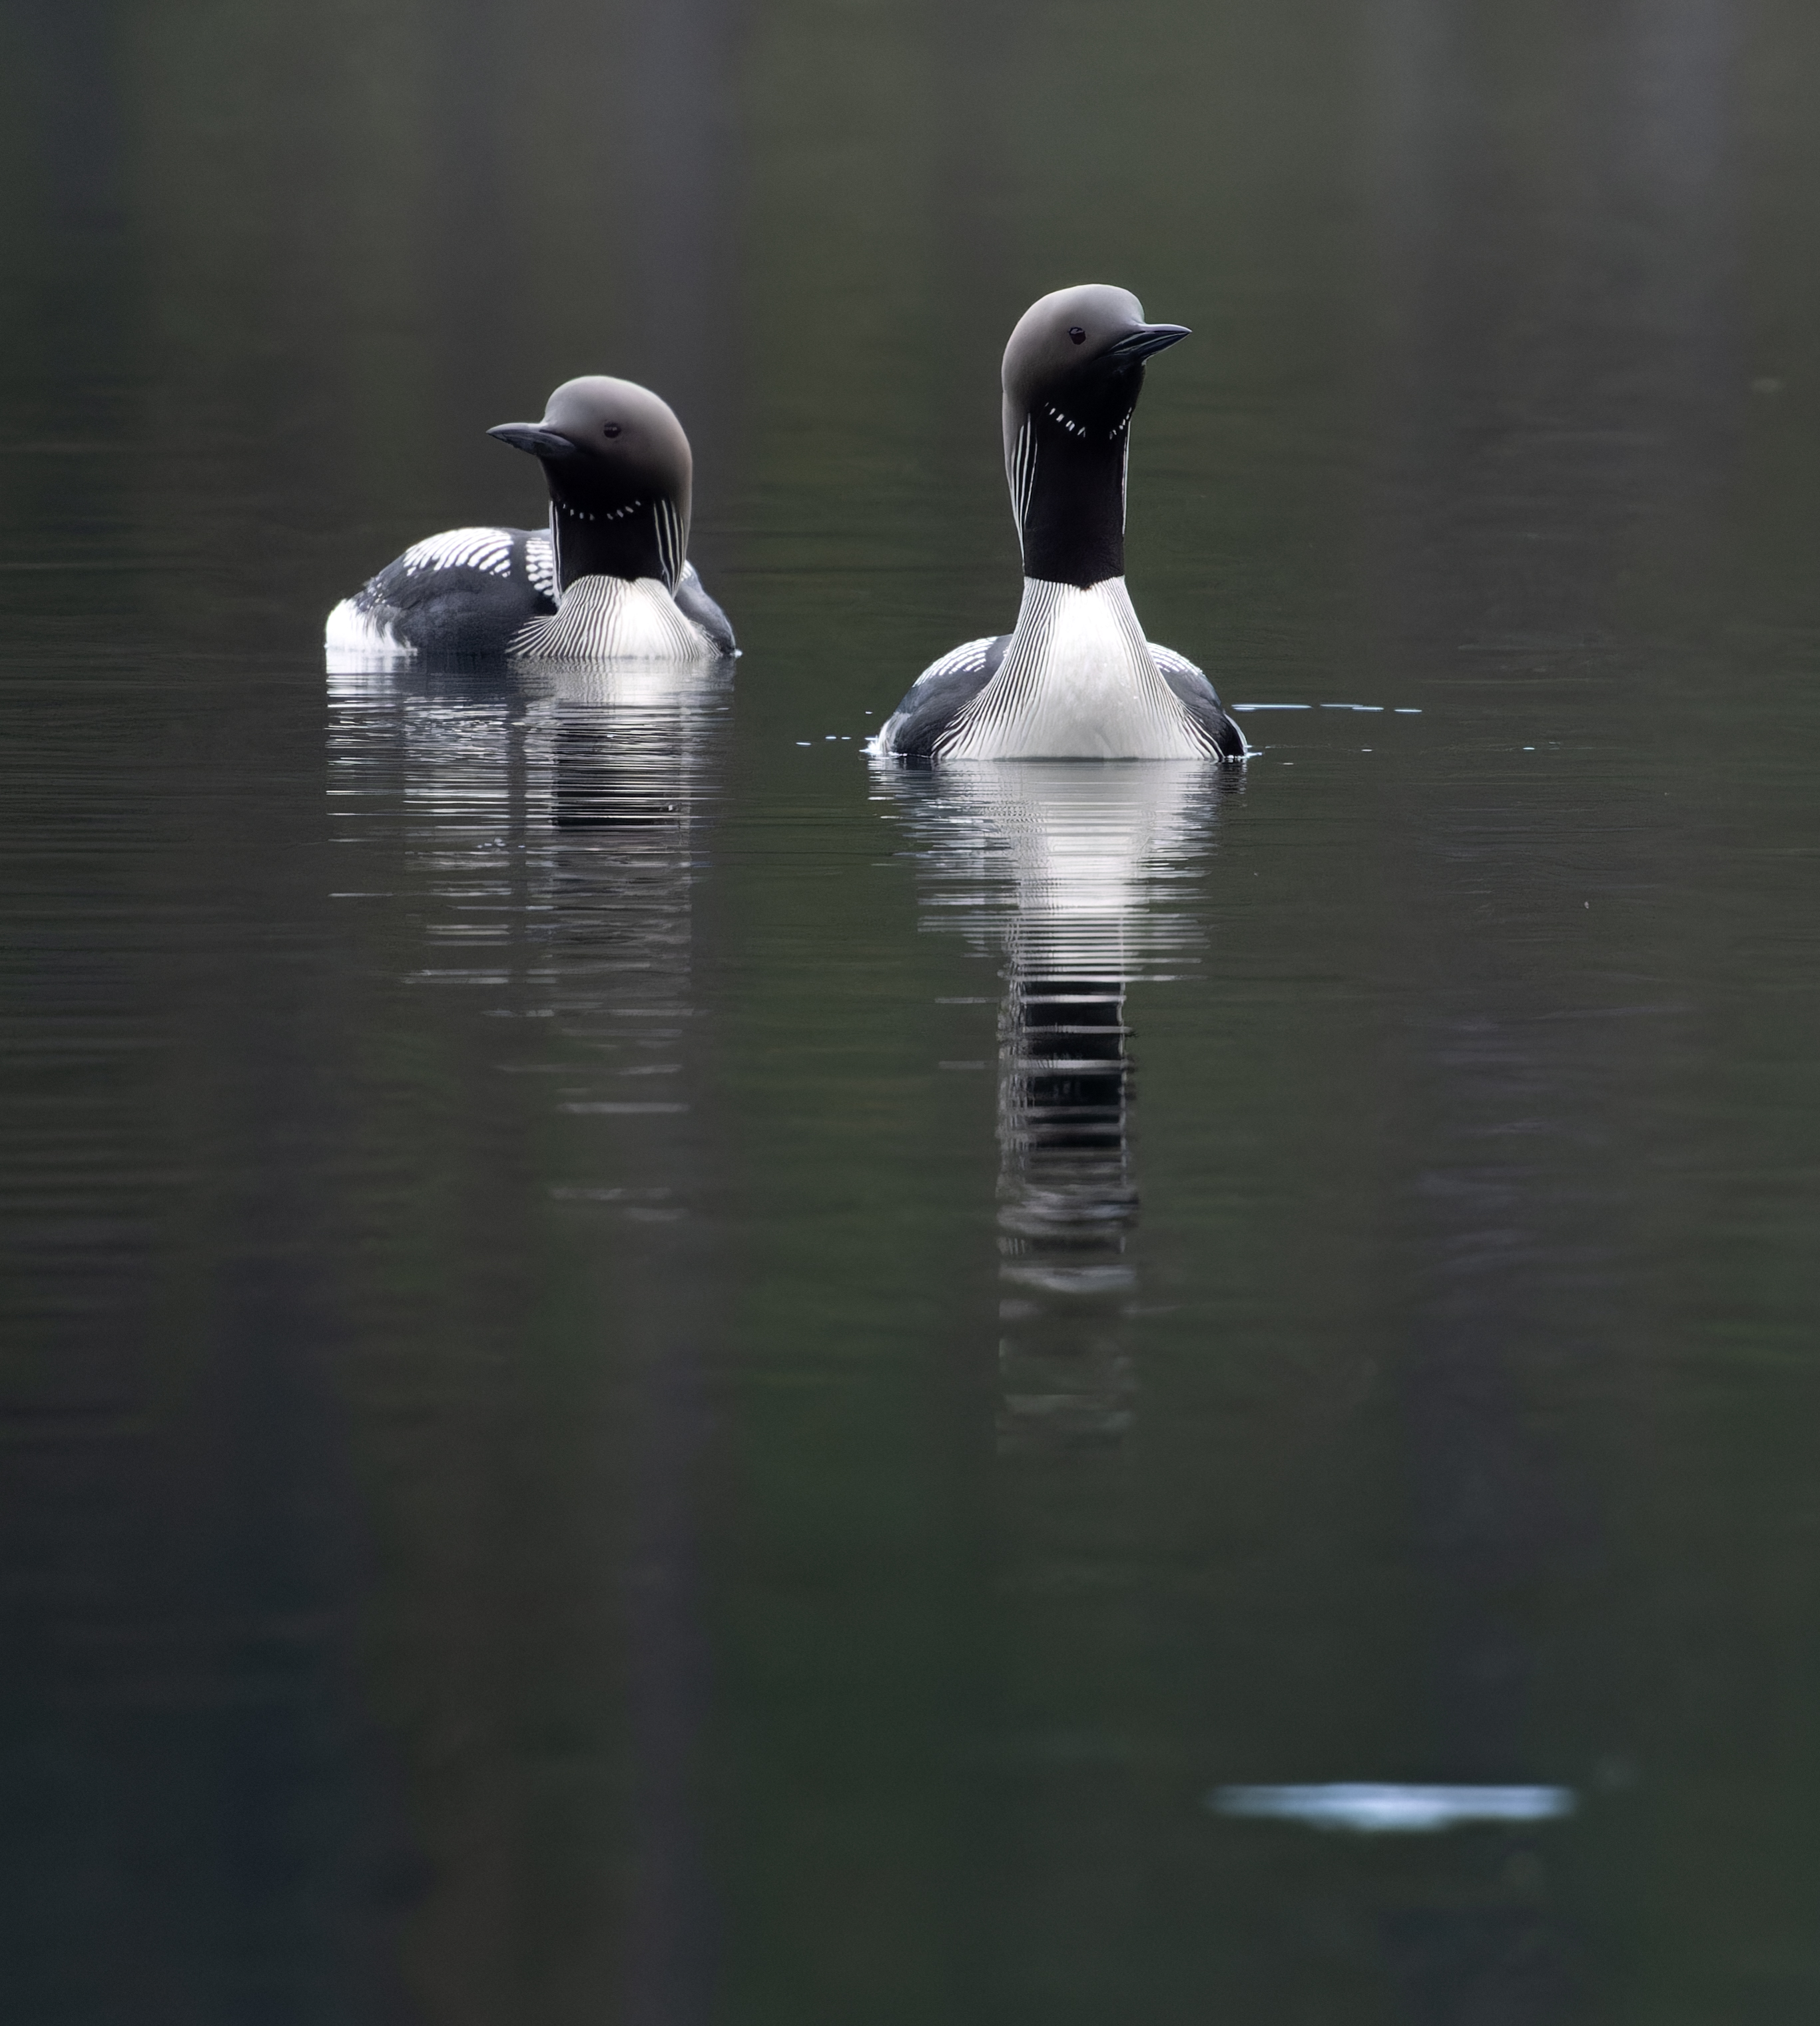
left=326, top=539, right=733, bottom=665
left=325, top=525, right=556, bottom=659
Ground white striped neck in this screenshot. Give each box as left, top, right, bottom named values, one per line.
left=549, top=494, right=687, bottom=591
left=1008, top=404, right=1132, bottom=585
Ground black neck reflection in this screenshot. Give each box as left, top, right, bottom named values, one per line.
left=996, top=970, right=1139, bottom=1448
left=880, top=759, right=1238, bottom=1455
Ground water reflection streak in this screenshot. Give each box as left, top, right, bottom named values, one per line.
left=880, top=761, right=1238, bottom=1449
left=326, top=655, right=729, bottom=2011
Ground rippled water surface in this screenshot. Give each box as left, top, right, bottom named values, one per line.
left=5, top=1, right=1820, bottom=2020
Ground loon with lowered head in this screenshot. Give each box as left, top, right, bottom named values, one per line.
left=325, top=376, right=735, bottom=661
left=873, top=285, right=1245, bottom=763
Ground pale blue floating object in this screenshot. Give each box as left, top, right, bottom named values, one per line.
left=1231, top=703, right=1311, bottom=711
left=1210, top=1782, right=1576, bottom=1834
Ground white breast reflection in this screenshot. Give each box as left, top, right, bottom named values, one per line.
left=880, top=761, right=1240, bottom=1450
left=326, top=659, right=731, bottom=1027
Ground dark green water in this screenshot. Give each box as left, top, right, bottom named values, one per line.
left=5, top=1, right=1820, bottom=2019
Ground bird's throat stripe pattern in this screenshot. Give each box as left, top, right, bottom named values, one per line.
left=548, top=502, right=685, bottom=591
left=654, top=500, right=685, bottom=590
left=509, top=574, right=712, bottom=661
left=1010, top=420, right=1038, bottom=554
left=936, top=577, right=1217, bottom=761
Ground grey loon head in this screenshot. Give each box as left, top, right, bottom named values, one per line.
left=489, top=376, right=692, bottom=593
left=1001, top=285, right=1189, bottom=589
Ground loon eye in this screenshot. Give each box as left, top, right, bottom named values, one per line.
left=1067, top=326, right=1086, bottom=344
left=602, top=422, right=622, bottom=438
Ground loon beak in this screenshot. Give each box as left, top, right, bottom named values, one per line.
left=1103, top=322, right=1191, bottom=366
left=487, top=422, right=580, bottom=461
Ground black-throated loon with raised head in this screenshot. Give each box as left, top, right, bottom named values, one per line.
left=324, top=376, right=735, bottom=661
left=872, top=285, right=1245, bottom=763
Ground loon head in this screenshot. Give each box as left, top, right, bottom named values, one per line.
left=1000, top=286, right=1189, bottom=589
left=489, top=376, right=692, bottom=592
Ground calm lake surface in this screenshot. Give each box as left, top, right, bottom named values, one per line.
left=4, top=1, right=1819, bottom=2019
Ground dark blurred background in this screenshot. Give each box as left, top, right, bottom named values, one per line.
left=2, top=1, right=1818, bottom=2021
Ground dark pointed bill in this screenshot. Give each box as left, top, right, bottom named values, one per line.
left=1103, top=322, right=1191, bottom=366
left=487, top=423, right=579, bottom=460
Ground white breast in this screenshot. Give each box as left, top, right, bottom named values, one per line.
left=939, top=577, right=1209, bottom=760
left=510, top=575, right=713, bottom=662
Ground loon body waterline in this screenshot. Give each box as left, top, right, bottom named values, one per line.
left=324, top=377, right=734, bottom=663
left=874, top=286, right=1245, bottom=763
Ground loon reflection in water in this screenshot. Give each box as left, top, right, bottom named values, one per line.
left=326, top=655, right=727, bottom=1999
left=326, top=655, right=730, bottom=1001
left=880, top=761, right=1241, bottom=1449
